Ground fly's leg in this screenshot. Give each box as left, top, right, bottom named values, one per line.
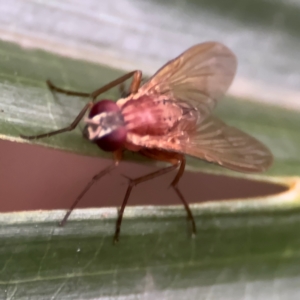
left=114, top=162, right=179, bottom=243
left=20, top=101, right=93, bottom=140
left=59, top=163, right=116, bottom=226
left=47, top=70, right=142, bottom=98
left=169, top=156, right=196, bottom=236
left=119, top=70, right=142, bottom=97
left=119, top=83, right=129, bottom=98
left=138, top=149, right=196, bottom=238
left=119, top=83, right=127, bottom=97
left=20, top=70, right=142, bottom=140
left=60, top=150, right=122, bottom=226
left=46, top=80, right=90, bottom=97
left=128, top=70, right=142, bottom=93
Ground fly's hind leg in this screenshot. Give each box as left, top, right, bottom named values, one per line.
left=114, top=161, right=179, bottom=243
left=114, top=149, right=196, bottom=243
left=140, top=149, right=196, bottom=236
left=169, top=156, right=196, bottom=236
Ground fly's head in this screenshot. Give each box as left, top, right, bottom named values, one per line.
left=84, top=100, right=127, bottom=152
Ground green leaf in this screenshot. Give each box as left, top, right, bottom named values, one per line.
left=1, top=203, right=300, bottom=299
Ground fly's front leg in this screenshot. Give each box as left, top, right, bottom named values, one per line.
left=119, top=71, right=142, bottom=97
left=119, top=83, right=128, bottom=98
left=46, top=80, right=90, bottom=97
left=20, top=71, right=142, bottom=140
left=20, top=101, right=93, bottom=140
left=129, top=71, right=142, bottom=94
left=47, top=70, right=142, bottom=99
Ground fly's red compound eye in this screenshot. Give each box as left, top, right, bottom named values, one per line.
left=89, top=100, right=127, bottom=152
left=94, top=126, right=127, bottom=152
left=89, top=99, right=120, bottom=117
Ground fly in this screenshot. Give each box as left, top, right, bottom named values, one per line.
left=20, top=42, right=273, bottom=242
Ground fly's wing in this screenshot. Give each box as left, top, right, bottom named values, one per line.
left=139, top=42, right=237, bottom=116
left=129, top=116, right=273, bottom=173
left=177, top=116, right=273, bottom=172
left=130, top=42, right=272, bottom=172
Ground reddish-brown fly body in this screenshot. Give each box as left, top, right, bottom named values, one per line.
left=21, top=42, right=273, bottom=242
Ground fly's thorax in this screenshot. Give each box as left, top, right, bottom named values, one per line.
left=84, top=99, right=127, bottom=152
left=120, top=95, right=188, bottom=136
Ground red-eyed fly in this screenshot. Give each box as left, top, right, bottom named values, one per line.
left=21, top=42, right=273, bottom=242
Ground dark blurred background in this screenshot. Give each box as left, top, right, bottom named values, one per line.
left=0, top=139, right=284, bottom=211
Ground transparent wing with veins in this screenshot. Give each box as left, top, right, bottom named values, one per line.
left=129, top=42, right=273, bottom=172
left=140, top=41, right=237, bottom=116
